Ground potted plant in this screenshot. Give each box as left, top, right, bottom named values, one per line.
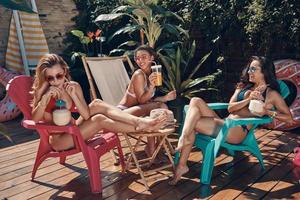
left=158, top=41, right=221, bottom=123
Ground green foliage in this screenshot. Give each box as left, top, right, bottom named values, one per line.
left=65, top=0, right=300, bottom=102
left=64, top=0, right=122, bottom=58
left=159, top=0, right=300, bottom=100
left=95, top=0, right=187, bottom=53
left=158, top=41, right=221, bottom=99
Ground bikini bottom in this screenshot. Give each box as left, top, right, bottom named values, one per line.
left=210, top=124, right=249, bottom=138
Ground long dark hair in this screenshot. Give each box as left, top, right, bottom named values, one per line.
left=134, top=45, right=157, bottom=59
left=237, top=56, right=280, bottom=92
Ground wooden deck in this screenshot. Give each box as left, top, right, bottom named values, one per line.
left=1, top=117, right=300, bottom=200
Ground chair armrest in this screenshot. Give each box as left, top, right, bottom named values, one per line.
left=224, top=116, right=273, bottom=128
left=184, top=102, right=229, bottom=114
left=208, top=103, right=229, bottom=110
left=22, top=120, right=80, bottom=134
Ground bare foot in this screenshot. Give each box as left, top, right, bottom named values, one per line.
left=136, top=111, right=167, bottom=132
left=168, top=165, right=189, bottom=185
left=175, top=135, right=192, bottom=152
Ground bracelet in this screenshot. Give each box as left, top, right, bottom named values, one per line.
left=271, top=111, right=277, bottom=118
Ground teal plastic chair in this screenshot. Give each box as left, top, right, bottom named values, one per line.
left=175, top=80, right=290, bottom=184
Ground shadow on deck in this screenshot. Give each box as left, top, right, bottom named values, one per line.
left=0, top=118, right=299, bottom=199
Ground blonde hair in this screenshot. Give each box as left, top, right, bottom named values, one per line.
left=31, top=54, right=71, bottom=106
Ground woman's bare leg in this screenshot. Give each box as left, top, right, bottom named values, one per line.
left=169, top=134, right=194, bottom=185
left=177, top=97, right=219, bottom=151
left=50, top=113, right=167, bottom=151
left=169, top=117, right=222, bottom=185
left=83, top=99, right=167, bottom=131
left=123, top=101, right=168, bottom=117
left=123, top=101, right=168, bottom=157
left=169, top=97, right=220, bottom=185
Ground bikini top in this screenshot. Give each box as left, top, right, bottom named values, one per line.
left=126, top=70, right=156, bottom=99
left=45, top=97, right=77, bottom=113
left=237, top=86, right=268, bottom=102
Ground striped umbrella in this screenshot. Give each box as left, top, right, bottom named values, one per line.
left=5, top=10, right=49, bottom=74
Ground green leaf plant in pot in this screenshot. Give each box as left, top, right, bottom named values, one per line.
left=158, top=41, right=221, bottom=125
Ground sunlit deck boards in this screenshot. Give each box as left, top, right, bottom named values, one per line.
left=0, top=118, right=300, bottom=200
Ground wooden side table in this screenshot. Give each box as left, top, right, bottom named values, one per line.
left=123, top=128, right=175, bottom=190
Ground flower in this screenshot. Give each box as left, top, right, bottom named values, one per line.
left=95, top=29, right=102, bottom=41
left=71, top=29, right=104, bottom=56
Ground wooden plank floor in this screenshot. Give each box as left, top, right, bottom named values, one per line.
left=0, top=117, right=300, bottom=200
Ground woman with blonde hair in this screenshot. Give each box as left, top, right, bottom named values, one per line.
left=31, top=53, right=167, bottom=151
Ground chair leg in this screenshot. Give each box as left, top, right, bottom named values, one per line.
left=166, top=138, right=175, bottom=155
left=200, top=142, right=215, bottom=185
left=31, top=142, right=52, bottom=180
left=174, top=151, right=180, bottom=166
left=110, top=149, right=119, bottom=165
left=124, top=133, right=149, bottom=190
left=82, top=150, right=102, bottom=194
left=59, top=156, right=66, bottom=165
left=249, top=145, right=265, bottom=171
left=162, top=140, right=175, bottom=171
left=116, top=140, right=126, bottom=173
left=245, top=134, right=265, bottom=171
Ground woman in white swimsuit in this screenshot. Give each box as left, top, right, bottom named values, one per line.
left=118, top=45, right=176, bottom=156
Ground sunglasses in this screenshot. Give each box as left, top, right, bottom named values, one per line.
left=46, top=73, right=65, bottom=82
left=248, top=66, right=259, bottom=73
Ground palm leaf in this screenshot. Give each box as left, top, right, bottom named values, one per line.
left=95, top=13, right=124, bottom=22
left=163, top=24, right=181, bottom=39
left=175, top=48, right=181, bottom=89
left=187, top=51, right=212, bottom=79
left=159, top=53, right=176, bottom=89
left=107, top=25, right=140, bottom=42
left=164, top=11, right=184, bottom=23
left=162, top=75, right=173, bottom=90
left=145, top=0, right=158, bottom=5
left=182, top=88, right=218, bottom=99
left=175, top=26, right=189, bottom=39
left=117, top=40, right=138, bottom=49
left=71, top=30, right=84, bottom=38
left=182, top=41, right=196, bottom=75
left=109, top=48, right=126, bottom=56
left=111, top=5, right=132, bottom=13
left=184, top=75, right=216, bottom=89
left=180, top=79, right=194, bottom=91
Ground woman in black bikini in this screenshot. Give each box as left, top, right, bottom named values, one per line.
left=169, top=56, right=294, bottom=185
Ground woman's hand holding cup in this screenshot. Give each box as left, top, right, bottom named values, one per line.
left=150, top=65, right=162, bottom=86
left=249, top=90, right=264, bottom=101
left=149, top=73, right=157, bottom=88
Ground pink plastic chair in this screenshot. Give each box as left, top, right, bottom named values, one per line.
left=6, top=75, right=125, bottom=193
